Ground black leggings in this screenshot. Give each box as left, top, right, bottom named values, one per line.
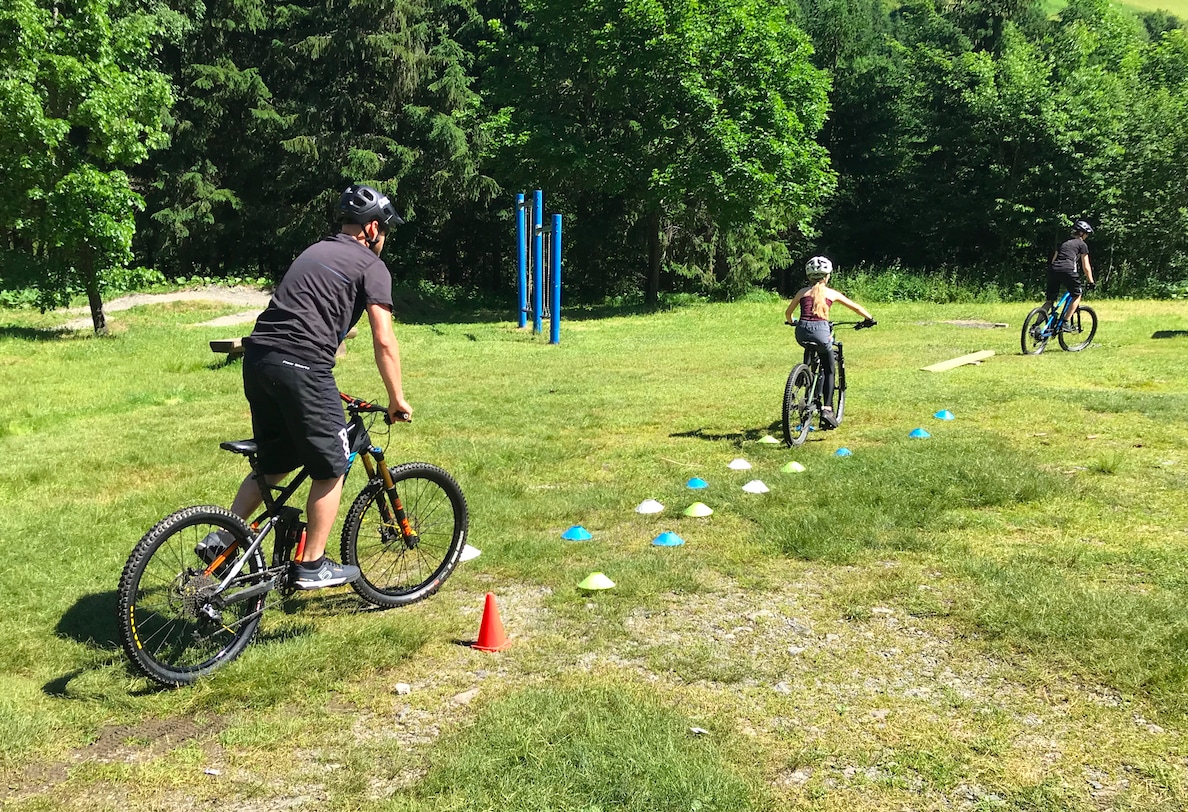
left=795, top=321, right=835, bottom=405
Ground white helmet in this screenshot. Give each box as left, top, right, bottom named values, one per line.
left=805, top=256, right=833, bottom=281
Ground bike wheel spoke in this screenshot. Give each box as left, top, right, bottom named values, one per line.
left=342, top=463, right=467, bottom=607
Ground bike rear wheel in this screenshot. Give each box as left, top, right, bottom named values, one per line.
left=1058, top=306, right=1097, bottom=351
left=341, top=462, right=468, bottom=608
left=1021, top=307, right=1051, bottom=355
left=117, top=506, right=266, bottom=686
left=782, top=363, right=814, bottom=447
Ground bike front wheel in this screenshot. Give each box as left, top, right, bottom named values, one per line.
left=1058, top=306, right=1097, bottom=351
left=1021, top=307, right=1050, bottom=355
left=117, top=506, right=266, bottom=686
left=828, top=346, right=846, bottom=426
left=782, top=363, right=814, bottom=447
left=341, top=462, right=468, bottom=608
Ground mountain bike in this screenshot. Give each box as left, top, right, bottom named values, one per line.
left=1021, top=289, right=1097, bottom=354
left=782, top=319, right=876, bottom=447
left=117, top=393, right=468, bottom=686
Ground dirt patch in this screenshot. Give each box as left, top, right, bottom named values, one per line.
left=3, top=714, right=226, bottom=803
left=58, top=286, right=271, bottom=331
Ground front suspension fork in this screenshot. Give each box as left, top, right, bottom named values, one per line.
left=361, top=449, right=419, bottom=548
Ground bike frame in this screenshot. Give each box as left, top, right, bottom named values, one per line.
left=791, top=319, right=860, bottom=408
left=200, top=395, right=418, bottom=599
left=1037, top=291, right=1076, bottom=338
left=800, top=340, right=843, bottom=405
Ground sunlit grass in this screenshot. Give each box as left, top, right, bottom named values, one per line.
left=1, top=293, right=1187, bottom=809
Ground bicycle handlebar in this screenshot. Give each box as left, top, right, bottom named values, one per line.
left=339, top=392, right=410, bottom=424
left=786, top=319, right=877, bottom=330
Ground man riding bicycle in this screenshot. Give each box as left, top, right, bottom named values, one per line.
left=199, top=183, right=413, bottom=589
left=784, top=256, right=874, bottom=428
left=1042, top=219, right=1097, bottom=329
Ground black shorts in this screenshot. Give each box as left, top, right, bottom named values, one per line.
left=242, top=348, right=348, bottom=480
left=1046, top=270, right=1082, bottom=301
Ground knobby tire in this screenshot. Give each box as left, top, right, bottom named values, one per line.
left=1058, top=306, right=1097, bottom=351
left=117, top=505, right=265, bottom=686
left=341, top=462, right=468, bottom=608
left=782, top=364, right=814, bottom=447
left=1021, top=307, right=1051, bottom=355
left=829, top=345, right=847, bottom=425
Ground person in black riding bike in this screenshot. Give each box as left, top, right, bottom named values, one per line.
left=200, top=183, right=413, bottom=590
left=784, top=256, right=875, bottom=428
left=1043, top=219, right=1097, bottom=329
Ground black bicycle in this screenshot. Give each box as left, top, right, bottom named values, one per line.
left=117, top=393, right=468, bottom=686
left=782, top=319, right=876, bottom=447
left=1021, top=289, right=1098, bottom=354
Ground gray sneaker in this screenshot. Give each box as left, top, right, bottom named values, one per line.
left=293, top=558, right=361, bottom=590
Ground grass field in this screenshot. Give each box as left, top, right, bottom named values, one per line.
left=1, top=292, right=1187, bottom=810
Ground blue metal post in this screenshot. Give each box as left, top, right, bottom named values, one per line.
left=532, top=190, right=544, bottom=334
left=516, top=193, right=527, bottom=328
left=550, top=214, right=562, bottom=344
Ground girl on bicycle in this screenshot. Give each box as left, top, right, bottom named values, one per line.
left=784, top=256, right=875, bottom=427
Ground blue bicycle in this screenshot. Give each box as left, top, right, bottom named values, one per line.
left=1021, top=290, right=1097, bottom=354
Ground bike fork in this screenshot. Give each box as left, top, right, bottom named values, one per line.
left=362, top=449, right=420, bottom=547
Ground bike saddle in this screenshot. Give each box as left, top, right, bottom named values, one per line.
left=220, top=440, right=258, bottom=456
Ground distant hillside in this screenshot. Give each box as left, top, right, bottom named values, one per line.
left=1043, top=0, right=1188, bottom=20
left=1123, top=0, right=1188, bottom=15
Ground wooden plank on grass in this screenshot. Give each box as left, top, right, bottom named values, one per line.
left=210, top=338, right=244, bottom=355
left=920, top=349, right=995, bottom=372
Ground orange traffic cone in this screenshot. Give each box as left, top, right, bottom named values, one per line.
left=472, top=592, right=511, bottom=652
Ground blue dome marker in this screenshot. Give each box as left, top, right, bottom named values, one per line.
left=835, top=448, right=852, bottom=457
left=934, top=410, right=955, bottom=420
left=686, top=477, right=708, bottom=489
left=652, top=531, right=685, bottom=547
left=909, top=428, right=931, bottom=439
left=561, top=525, right=593, bottom=541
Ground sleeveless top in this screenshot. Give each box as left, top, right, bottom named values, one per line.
left=799, top=292, right=835, bottom=322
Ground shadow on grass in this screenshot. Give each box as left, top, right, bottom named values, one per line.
left=57, top=591, right=121, bottom=651
left=670, top=421, right=797, bottom=446
left=1152, top=330, right=1188, bottom=339
left=0, top=325, right=76, bottom=341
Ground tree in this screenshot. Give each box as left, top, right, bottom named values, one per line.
left=0, top=0, right=172, bottom=333
left=481, top=0, right=834, bottom=302
left=138, top=0, right=496, bottom=286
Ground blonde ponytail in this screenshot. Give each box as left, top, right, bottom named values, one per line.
left=810, top=279, right=830, bottom=319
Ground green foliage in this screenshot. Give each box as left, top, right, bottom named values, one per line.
left=810, top=0, right=1188, bottom=293
left=840, top=265, right=1030, bottom=302
left=0, top=0, right=172, bottom=328
left=137, top=0, right=497, bottom=285
left=481, top=0, right=834, bottom=300
left=8, top=0, right=1188, bottom=306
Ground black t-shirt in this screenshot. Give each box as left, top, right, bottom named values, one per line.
left=245, top=233, right=394, bottom=368
left=1050, top=236, right=1089, bottom=275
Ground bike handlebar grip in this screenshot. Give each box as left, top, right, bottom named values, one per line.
left=384, top=412, right=411, bottom=425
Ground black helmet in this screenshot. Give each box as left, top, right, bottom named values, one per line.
left=338, top=184, right=403, bottom=231
left=1073, top=218, right=1094, bottom=235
